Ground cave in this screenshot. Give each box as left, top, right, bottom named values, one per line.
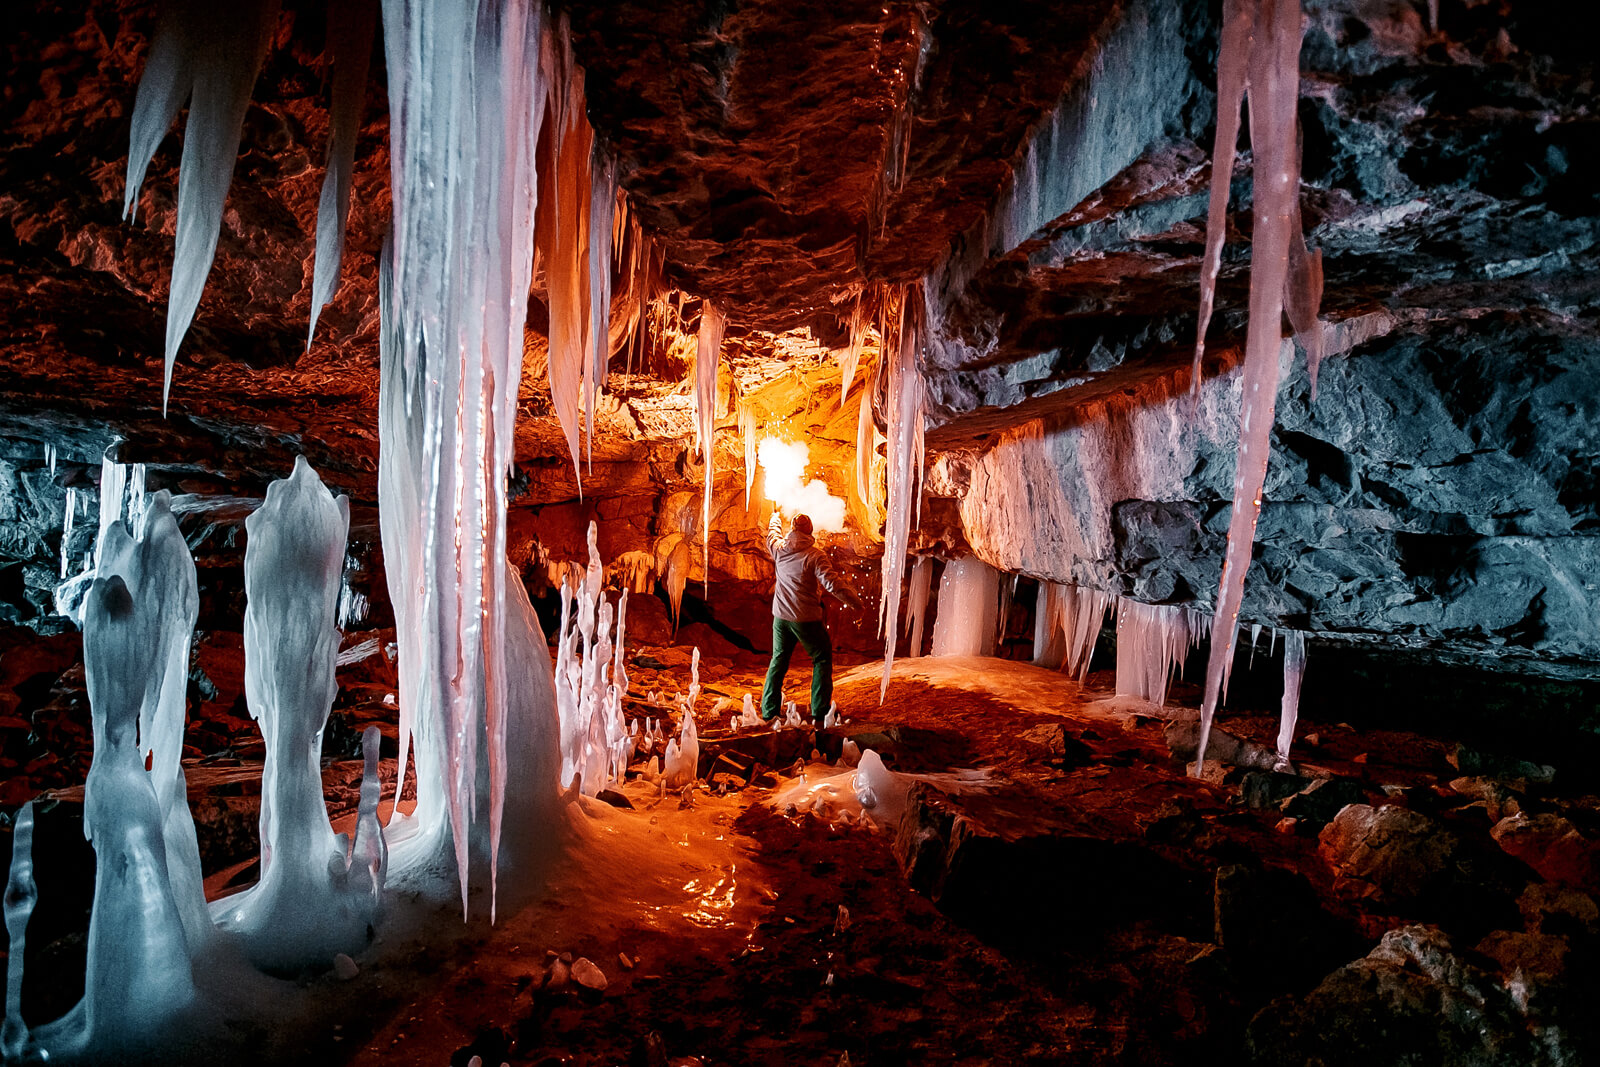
left=2, top=0, right=1598, bottom=1064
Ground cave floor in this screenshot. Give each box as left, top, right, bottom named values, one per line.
left=5, top=640, right=1599, bottom=1066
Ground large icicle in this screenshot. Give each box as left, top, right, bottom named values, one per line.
left=1034, top=583, right=1111, bottom=682
left=694, top=302, right=726, bottom=594
left=838, top=291, right=868, bottom=407
left=1195, top=0, right=1308, bottom=769
left=877, top=284, right=926, bottom=701
left=307, top=0, right=379, bottom=347
left=1277, top=630, right=1307, bottom=767
left=904, top=555, right=933, bottom=658
left=378, top=0, right=550, bottom=914
left=123, top=0, right=282, bottom=411
left=739, top=401, right=757, bottom=509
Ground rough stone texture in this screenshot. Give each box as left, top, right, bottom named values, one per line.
left=1491, top=812, right=1600, bottom=894
left=1246, top=924, right=1592, bottom=1067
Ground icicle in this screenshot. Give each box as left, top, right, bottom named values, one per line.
left=2, top=802, right=36, bottom=1060
left=695, top=302, right=726, bottom=594
left=123, top=0, right=282, bottom=412
left=377, top=0, right=549, bottom=913
left=44, top=442, right=55, bottom=476
left=839, top=291, right=867, bottom=407
left=877, top=284, right=926, bottom=701
left=1277, top=630, right=1307, bottom=767
left=740, top=401, right=757, bottom=509
left=59, top=487, right=75, bottom=579
left=904, top=556, right=932, bottom=658
left=930, top=556, right=1000, bottom=658
left=1248, top=621, right=1263, bottom=668
left=585, top=150, right=618, bottom=469
left=307, top=0, right=379, bottom=347
left=1115, top=599, right=1212, bottom=708
left=1195, top=0, right=1308, bottom=771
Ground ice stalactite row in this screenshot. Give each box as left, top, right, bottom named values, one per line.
left=695, top=302, right=727, bottom=592
left=1277, top=630, right=1307, bottom=768
left=216, top=459, right=383, bottom=972
left=904, top=556, right=933, bottom=658
left=866, top=9, right=932, bottom=243
left=838, top=290, right=869, bottom=408
left=122, top=0, right=281, bottom=412
left=878, top=284, right=928, bottom=701
left=930, top=555, right=1000, bottom=659
left=1033, top=583, right=1113, bottom=682
left=1115, top=599, right=1212, bottom=708
left=552, top=522, right=633, bottom=796
left=307, top=0, right=380, bottom=347
left=377, top=0, right=554, bottom=914
left=1192, top=0, right=1315, bottom=771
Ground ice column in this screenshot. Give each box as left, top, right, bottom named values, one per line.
left=1115, top=600, right=1211, bottom=708
left=2, top=803, right=37, bottom=1060
left=307, top=0, right=379, bottom=346
left=1194, top=0, right=1310, bottom=769
left=930, top=555, right=1000, bottom=658
left=695, top=302, right=726, bottom=593
left=123, top=0, right=282, bottom=411
left=878, top=284, right=926, bottom=700
left=1277, top=630, right=1307, bottom=767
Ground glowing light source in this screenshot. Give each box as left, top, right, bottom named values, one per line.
left=756, top=437, right=847, bottom=532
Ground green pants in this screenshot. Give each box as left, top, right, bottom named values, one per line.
left=762, top=617, right=833, bottom=723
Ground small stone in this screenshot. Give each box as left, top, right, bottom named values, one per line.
left=596, top=788, right=633, bottom=809
left=333, top=953, right=359, bottom=980
left=1351, top=752, right=1368, bottom=764
left=559, top=951, right=573, bottom=963
left=1275, top=817, right=1298, bottom=834
left=547, top=959, right=570, bottom=990
left=572, top=957, right=608, bottom=991
left=1304, top=733, right=1320, bottom=746
left=1187, top=758, right=1227, bottom=784
left=618, top=951, right=634, bottom=970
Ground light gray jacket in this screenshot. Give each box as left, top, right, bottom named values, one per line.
left=767, top=514, right=860, bottom=622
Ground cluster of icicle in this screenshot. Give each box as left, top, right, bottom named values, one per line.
left=874, top=284, right=928, bottom=702
left=1114, top=600, right=1213, bottom=708
left=5, top=459, right=387, bottom=1062
left=694, top=303, right=727, bottom=593
left=552, top=523, right=633, bottom=796
left=1191, top=0, right=1323, bottom=770
left=1033, top=583, right=1114, bottom=682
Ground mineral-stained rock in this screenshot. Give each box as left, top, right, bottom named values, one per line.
left=1490, top=812, right=1600, bottom=894
left=1239, top=770, right=1312, bottom=811
left=1318, top=803, right=1526, bottom=933
left=1518, top=882, right=1600, bottom=941
left=1246, top=924, right=1585, bottom=1067
left=1164, top=720, right=1278, bottom=771
left=1280, top=777, right=1368, bottom=830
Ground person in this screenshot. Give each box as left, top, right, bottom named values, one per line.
left=761, top=511, right=861, bottom=727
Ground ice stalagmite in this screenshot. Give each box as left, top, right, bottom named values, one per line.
left=905, top=555, right=933, bottom=658
left=95, top=493, right=210, bottom=949
left=2, top=803, right=36, bottom=1060
left=878, top=284, right=926, bottom=701
left=78, top=575, right=196, bottom=1052
left=1116, top=600, right=1211, bottom=708
left=123, top=0, right=281, bottom=411
left=307, top=0, right=379, bottom=347
left=378, top=0, right=552, bottom=913
left=930, top=556, right=1000, bottom=658
left=1277, top=630, right=1307, bottom=768
left=552, top=523, right=635, bottom=795
left=218, top=458, right=375, bottom=972
left=695, top=302, right=726, bottom=593
left=1195, top=0, right=1309, bottom=770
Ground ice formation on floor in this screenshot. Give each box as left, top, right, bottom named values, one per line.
left=1033, top=583, right=1113, bottom=681
left=1115, top=599, right=1212, bottom=708
left=2, top=802, right=36, bottom=1060
left=694, top=302, right=726, bottom=591
left=216, top=459, right=383, bottom=972
left=930, top=555, right=1000, bottom=658
left=663, top=650, right=701, bottom=787
left=878, top=284, right=927, bottom=700
left=552, top=522, right=633, bottom=795
left=1194, top=0, right=1315, bottom=770
left=904, top=556, right=933, bottom=658
left=307, top=0, right=379, bottom=347
left=758, top=437, right=848, bottom=532
left=1277, top=630, right=1307, bottom=767
left=122, top=0, right=281, bottom=411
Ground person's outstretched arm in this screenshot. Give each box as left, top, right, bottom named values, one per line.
left=767, top=512, right=784, bottom=557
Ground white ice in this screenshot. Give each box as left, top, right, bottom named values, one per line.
left=930, top=555, right=1000, bottom=658
left=877, top=283, right=927, bottom=701
left=1277, top=630, right=1307, bottom=768
left=1115, top=598, right=1211, bottom=708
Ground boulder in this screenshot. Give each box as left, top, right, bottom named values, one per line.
left=1281, top=777, right=1368, bottom=829
left=1213, top=864, right=1357, bottom=991
left=1164, top=721, right=1278, bottom=772
left=1490, top=813, right=1600, bottom=893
